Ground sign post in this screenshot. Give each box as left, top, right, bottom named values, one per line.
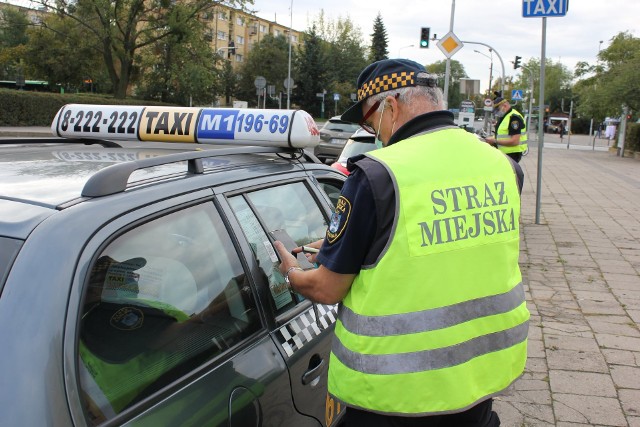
left=523, top=0, right=569, bottom=224
left=254, top=76, right=267, bottom=109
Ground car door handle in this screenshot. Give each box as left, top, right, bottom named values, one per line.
left=301, top=357, right=326, bottom=385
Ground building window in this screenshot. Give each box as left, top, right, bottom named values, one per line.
left=259, top=24, right=267, bottom=33
left=236, top=17, right=244, bottom=26
left=236, top=36, right=244, bottom=45
left=217, top=11, right=227, bottom=20
left=274, top=29, right=280, bottom=37
left=291, top=34, right=298, bottom=43
left=217, top=31, right=226, bottom=41
left=235, top=54, right=243, bottom=62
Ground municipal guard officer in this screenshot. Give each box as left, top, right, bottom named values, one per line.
left=274, top=58, right=529, bottom=427
left=484, top=93, right=528, bottom=163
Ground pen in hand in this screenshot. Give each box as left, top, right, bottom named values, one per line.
left=292, top=246, right=319, bottom=256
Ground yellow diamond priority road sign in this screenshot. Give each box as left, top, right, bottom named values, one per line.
left=436, top=31, right=463, bottom=58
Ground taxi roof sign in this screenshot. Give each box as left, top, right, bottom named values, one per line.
left=51, top=104, right=320, bottom=148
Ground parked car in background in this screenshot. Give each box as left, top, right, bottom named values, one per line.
left=314, top=116, right=362, bottom=163
left=330, top=128, right=376, bottom=176
left=546, top=116, right=569, bottom=134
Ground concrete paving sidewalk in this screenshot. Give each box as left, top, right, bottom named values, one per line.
left=494, top=135, right=640, bottom=426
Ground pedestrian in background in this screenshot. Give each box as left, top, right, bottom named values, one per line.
left=273, top=58, right=529, bottom=427
left=605, top=123, right=617, bottom=146
left=559, top=121, right=566, bottom=142
left=484, top=94, right=528, bottom=163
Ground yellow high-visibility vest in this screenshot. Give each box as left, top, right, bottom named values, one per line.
left=328, top=127, right=529, bottom=415
left=496, top=109, right=528, bottom=154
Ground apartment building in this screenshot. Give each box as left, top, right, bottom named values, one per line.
left=202, top=5, right=303, bottom=68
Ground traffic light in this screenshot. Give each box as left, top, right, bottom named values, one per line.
left=420, top=27, right=430, bottom=48
left=514, top=56, right=521, bottom=69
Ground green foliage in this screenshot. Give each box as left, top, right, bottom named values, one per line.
left=569, top=117, right=592, bottom=135
left=24, top=13, right=104, bottom=93
left=0, top=7, right=29, bottom=47
left=320, top=17, right=367, bottom=114
left=625, top=122, right=640, bottom=151
left=0, top=88, right=169, bottom=126
left=512, top=57, right=573, bottom=117
left=135, top=19, right=219, bottom=106
left=0, top=7, right=30, bottom=80
left=236, top=34, right=290, bottom=108
left=574, top=31, right=640, bottom=121
left=425, top=59, right=469, bottom=109
left=369, top=13, right=388, bottom=62
left=294, top=25, right=327, bottom=116
left=32, top=0, right=250, bottom=98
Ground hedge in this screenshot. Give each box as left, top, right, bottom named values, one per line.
left=0, top=89, right=172, bottom=126
left=625, top=123, right=640, bottom=151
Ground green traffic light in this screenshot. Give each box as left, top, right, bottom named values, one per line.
left=420, top=40, right=428, bottom=47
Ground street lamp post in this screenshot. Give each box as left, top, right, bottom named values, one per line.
left=473, top=49, right=493, bottom=95
left=397, top=44, right=414, bottom=57
left=286, top=0, right=293, bottom=109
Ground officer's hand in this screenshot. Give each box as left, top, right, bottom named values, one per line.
left=291, top=239, right=322, bottom=264
left=274, top=241, right=300, bottom=276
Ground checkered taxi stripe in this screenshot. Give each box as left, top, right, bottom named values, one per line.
left=277, top=304, right=338, bottom=357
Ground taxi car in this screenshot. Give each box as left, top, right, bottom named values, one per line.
left=0, top=105, right=346, bottom=427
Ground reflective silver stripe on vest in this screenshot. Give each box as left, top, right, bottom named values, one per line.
left=339, top=282, right=524, bottom=337
left=332, top=320, right=528, bottom=375
left=496, top=133, right=527, bottom=144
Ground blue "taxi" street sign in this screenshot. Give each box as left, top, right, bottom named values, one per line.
left=523, top=0, right=569, bottom=17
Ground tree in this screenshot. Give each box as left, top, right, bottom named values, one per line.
left=236, top=34, right=290, bottom=108
left=24, top=13, right=104, bottom=92
left=34, top=0, right=249, bottom=98
left=369, top=13, right=388, bottom=62
left=135, top=19, right=219, bottom=105
left=294, top=25, right=327, bottom=117
left=0, top=7, right=30, bottom=81
left=301, top=12, right=367, bottom=116
left=509, top=57, right=572, bottom=119
left=425, top=59, right=469, bottom=109
left=318, top=16, right=367, bottom=114
left=574, top=31, right=640, bottom=121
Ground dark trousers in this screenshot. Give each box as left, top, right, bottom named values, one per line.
left=343, top=398, right=500, bottom=427
left=506, top=152, right=522, bottom=163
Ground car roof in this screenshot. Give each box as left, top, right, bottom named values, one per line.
left=1, top=139, right=318, bottom=207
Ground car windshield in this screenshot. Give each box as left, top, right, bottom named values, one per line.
left=324, top=121, right=361, bottom=133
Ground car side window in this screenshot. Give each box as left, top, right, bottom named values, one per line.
left=229, top=182, right=328, bottom=316
left=317, top=181, right=343, bottom=209
left=78, top=203, right=260, bottom=425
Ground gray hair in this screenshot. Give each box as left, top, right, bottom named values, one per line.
left=364, top=73, right=445, bottom=112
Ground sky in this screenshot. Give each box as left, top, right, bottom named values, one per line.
left=254, top=0, right=640, bottom=94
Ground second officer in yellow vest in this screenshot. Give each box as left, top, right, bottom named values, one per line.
left=273, top=58, right=529, bottom=427
left=485, top=95, right=528, bottom=163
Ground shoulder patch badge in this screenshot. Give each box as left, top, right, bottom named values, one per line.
left=326, top=195, right=352, bottom=244
left=511, top=120, right=521, bottom=130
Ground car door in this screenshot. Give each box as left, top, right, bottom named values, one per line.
left=224, top=178, right=344, bottom=426
left=66, top=193, right=314, bottom=427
